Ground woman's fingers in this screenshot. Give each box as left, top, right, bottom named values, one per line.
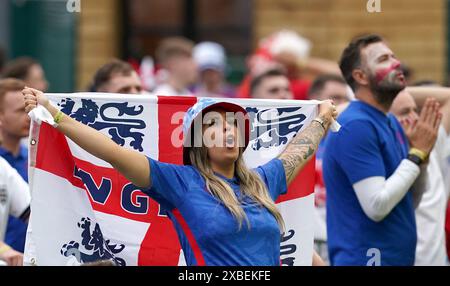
left=23, top=93, right=35, bottom=100
left=22, top=87, right=34, bottom=93
left=318, top=100, right=333, bottom=121
left=22, top=87, right=40, bottom=114
left=28, top=87, right=44, bottom=98
left=24, top=102, right=36, bottom=111
left=24, top=93, right=37, bottom=112
left=25, top=104, right=36, bottom=113
left=24, top=98, right=36, bottom=104
left=22, top=87, right=42, bottom=100
left=25, top=87, right=40, bottom=94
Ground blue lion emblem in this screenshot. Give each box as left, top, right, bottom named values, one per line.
left=60, top=217, right=126, bottom=266
left=280, top=229, right=297, bottom=266
left=246, top=107, right=306, bottom=150
left=58, top=98, right=146, bottom=151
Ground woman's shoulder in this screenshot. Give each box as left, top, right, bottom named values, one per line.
left=147, top=156, right=203, bottom=180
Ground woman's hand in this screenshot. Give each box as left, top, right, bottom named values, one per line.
left=0, top=245, right=23, bottom=266
left=317, top=99, right=338, bottom=130
left=278, top=100, right=336, bottom=185
left=23, top=87, right=50, bottom=114
left=22, top=87, right=151, bottom=189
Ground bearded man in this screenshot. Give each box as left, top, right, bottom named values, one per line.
left=322, top=34, right=441, bottom=266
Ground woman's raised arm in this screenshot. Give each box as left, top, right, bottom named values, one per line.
left=23, top=88, right=151, bottom=188
left=277, top=100, right=337, bottom=186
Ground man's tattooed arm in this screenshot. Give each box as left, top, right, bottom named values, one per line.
left=278, top=115, right=330, bottom=185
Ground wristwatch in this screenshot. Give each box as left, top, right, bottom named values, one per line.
left=408, top=147, right=428, bottom=166
left=407, top=153, right=423, bottom=166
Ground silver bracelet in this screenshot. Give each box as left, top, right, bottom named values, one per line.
left=312, top=118, right=326, bottom=131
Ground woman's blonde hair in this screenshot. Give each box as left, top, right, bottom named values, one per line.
left=189, top=146, right=285, bottom=231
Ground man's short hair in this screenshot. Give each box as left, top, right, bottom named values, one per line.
left=250, top=68, right=288, bottom=96
left=0, top=78, right=26, bottom=111
left=339, top=34, right=384, bottom=92
left=155, top=37, right=194, bottom=65
left=91, top=59, right=135, bottom=92
left=1, top=57, right=39, bottom=80
left=308, top=74, right=347, bottom=98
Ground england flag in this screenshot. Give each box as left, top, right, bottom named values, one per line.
left=24, top=93, right=318, bottom=266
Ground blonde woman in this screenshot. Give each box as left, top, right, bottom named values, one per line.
left=23, top=87, right=336, bottom=266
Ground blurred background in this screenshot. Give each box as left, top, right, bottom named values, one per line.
left=0, top=0, right=447, bottom=92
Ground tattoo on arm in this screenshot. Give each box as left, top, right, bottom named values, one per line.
left=278, top=116, right=328, bottom=185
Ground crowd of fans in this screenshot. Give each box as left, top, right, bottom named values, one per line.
left=0, top=30, right=449, bottom=266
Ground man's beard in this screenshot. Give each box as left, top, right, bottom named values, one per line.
left=368, top=72, right=405, bottom=109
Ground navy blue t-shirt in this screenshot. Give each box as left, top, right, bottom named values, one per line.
left=323, top=100, right=416, bottom=266
left=143, top=157, right=287, bottom=266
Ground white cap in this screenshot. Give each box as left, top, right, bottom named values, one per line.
left=265, top=30, right=311, bottom=60
left=193, top=42, right=226, bottom=72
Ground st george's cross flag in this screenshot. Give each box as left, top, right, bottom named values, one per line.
left=24, top=93, right=323, bottom=266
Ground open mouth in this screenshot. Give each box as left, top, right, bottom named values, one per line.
left=225, top=135, right=235, bottom=148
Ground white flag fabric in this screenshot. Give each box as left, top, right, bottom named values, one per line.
left=25, top=93, right=319, bottom=266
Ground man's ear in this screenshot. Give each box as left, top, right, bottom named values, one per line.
left=352, top=68, right=369, bottom=87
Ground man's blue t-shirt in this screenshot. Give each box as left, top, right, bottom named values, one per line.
left=143, top=157, right=287, bottom=266
left=0, top=145, right=29, bottom=252
left=323, top=100, right=416, bottom=266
